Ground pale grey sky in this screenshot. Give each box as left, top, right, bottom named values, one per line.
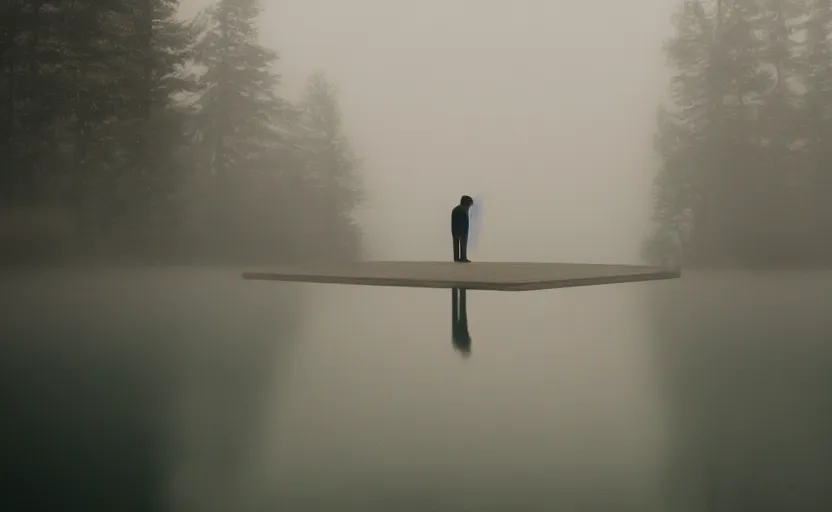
left=180, top=0, right=674, bottom=264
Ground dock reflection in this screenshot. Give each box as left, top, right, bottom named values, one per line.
left=451, top=288, right=472, bottom=356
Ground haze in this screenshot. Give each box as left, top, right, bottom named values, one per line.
left=10, top=2, right=832, bottom=510
left=180, top=0, right=674, bottom=262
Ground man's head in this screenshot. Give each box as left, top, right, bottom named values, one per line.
left=460, top=195, right=474, bottom=209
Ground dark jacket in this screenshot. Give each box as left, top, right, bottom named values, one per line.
left=451, top=205, right=469, bottom=237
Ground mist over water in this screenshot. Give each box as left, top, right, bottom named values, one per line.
left=3, top=271, right=832, bottom=511
left=1, top=271, right=300, bottom=512
left=4, top=0, right=832, bottom=510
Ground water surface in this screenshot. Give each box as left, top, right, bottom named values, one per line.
left=2, top=269, right=830, bottom=511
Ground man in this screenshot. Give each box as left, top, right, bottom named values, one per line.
left=451, top=195, right=474, bottom=262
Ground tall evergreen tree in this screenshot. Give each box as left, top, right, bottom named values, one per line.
left=189, top=0, right=295, bottom=262
left=647, top=0, right=832, bottom=267
left=747, top=0, right=804, bottom=261
left=797, top=0, right=832, bottom=258
left=113, top=0, right=194, bottom=258
left=297, top=71, right=363, bottom=261
left=646, top=0, right=718, bottom=265
left=0, top=0, right=365, bottom=265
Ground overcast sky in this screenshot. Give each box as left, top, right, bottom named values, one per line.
left=180, top=0, right=675, bottom=264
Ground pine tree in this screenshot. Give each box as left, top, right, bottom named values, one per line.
left=745, top=0, right=806, bottom=262
left=297, top=71, right=363, bottom=260
left=0, top=1, right=129, bottom=253
left=647, top=0, right=813, bottom=266
left=0, top=0, right=366, bottom=264
left=646, top=0, right=718, bottom=265
left=189, top=0, right=294, bottom=262
left=0, top=0, right=73, bottom=207
left=797, top=0, right=832, bottom=259
left=109, top=0, right=194, bottom=258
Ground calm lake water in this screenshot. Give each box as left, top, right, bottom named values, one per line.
left=2, top=269, right=831, bottom=511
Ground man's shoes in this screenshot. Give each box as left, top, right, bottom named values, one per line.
left=459, top=259, right=471, bottom=263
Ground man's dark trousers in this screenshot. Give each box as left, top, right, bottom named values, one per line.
left=453, top=235, right=468, bottom=262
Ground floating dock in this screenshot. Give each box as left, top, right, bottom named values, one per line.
left=241, top=261, right=680, bottom=291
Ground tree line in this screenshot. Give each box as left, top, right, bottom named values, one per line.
left=646, top=0, right=832, bottom=268
left=0, top=0, right=363, bottom=264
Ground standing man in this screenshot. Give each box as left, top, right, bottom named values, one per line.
left=451, top=195, right=474, bottom=262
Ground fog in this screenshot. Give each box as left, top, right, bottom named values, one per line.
left=12, top=1, right=832, bottom=511
left=180, top=0, right=674, bottom=263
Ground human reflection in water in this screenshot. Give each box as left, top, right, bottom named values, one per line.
left=451, top=288, right=472, bottom=356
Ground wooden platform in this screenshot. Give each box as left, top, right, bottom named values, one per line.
left=241, top=261, right=680, bottom=291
